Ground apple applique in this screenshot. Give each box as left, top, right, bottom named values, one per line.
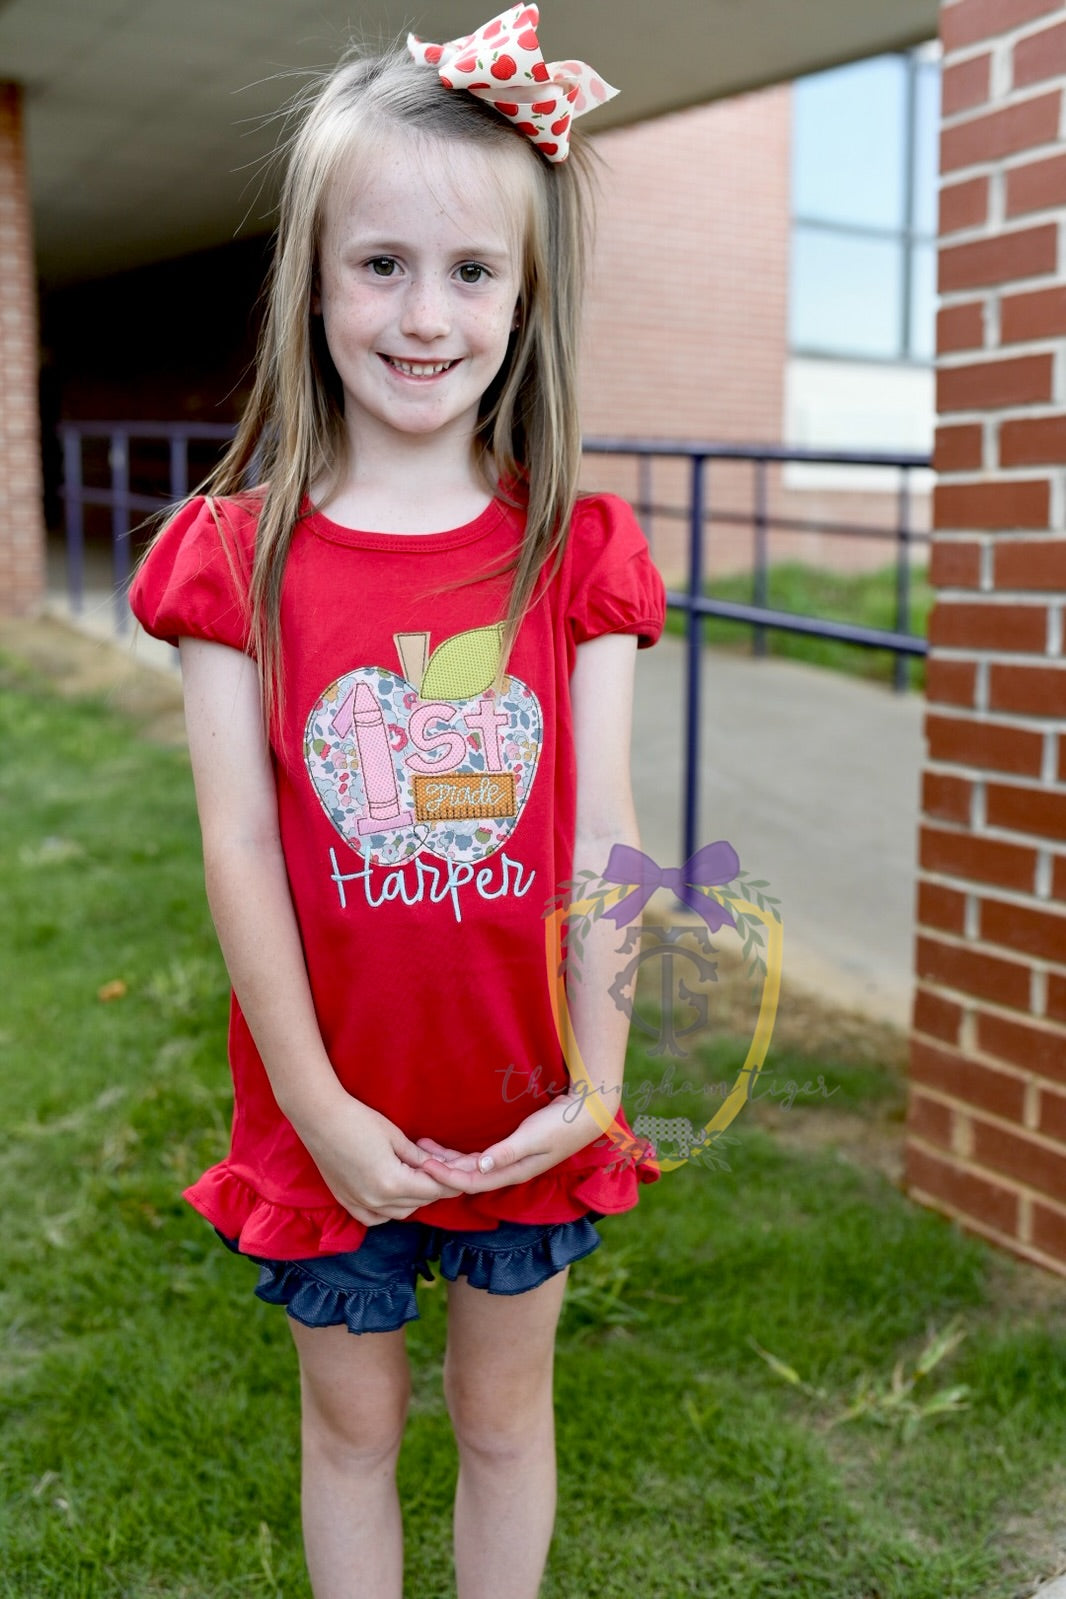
left=304, top=625, right=542, bottom=867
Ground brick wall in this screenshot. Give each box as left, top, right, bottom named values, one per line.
left=0, top=82, right=44, bottom=616
left=906, top=0, right=1066, bottom=1273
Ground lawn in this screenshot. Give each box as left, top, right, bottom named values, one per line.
left=1, top=643, right=1065, bottom=1599
left=663, top=562, right=933, bottom=689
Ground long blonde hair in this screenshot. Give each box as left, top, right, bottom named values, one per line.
left=197, top=42, right=594, bottom=723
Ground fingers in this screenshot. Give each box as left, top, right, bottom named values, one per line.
left=384, top=1131, right=472, bottom=1194
left=405, top=1160, right=475, bottom=1195
left=414, top=1136, right=472, bottom=1165
left=418, top=1157, right=539, bottom=1192
left=466, top=1153, right=546, bottom=1190
left=329, top=1164, right=469, bottom=1222
left=353, top=1150, right=475, bottom=1216
left=397, top=1133, right=482, bottom=1184
left=395, top=1131, right=435, bottom=1167
left=346, top=1194, right=435, bottom=1224
left=416, top=1157, right=479, bottom=1191
left=476, top=1137, right=518, bottom=1174
left=419, top=1139, right=545, bottom=1193
left=349, top=1204, right=392, bottom=1226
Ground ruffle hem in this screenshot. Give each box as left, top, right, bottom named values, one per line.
left=252, top=1255, right=427, bottom=1334
left=184, top=1130, right=659, bottom=1261
left=245, top=1212, right=603, bottom=1333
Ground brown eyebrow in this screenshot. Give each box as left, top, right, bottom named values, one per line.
left=340, top=236, right=514, bottom=266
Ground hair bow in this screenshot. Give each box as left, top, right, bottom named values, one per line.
left=407, top=4, right=619, bottom=163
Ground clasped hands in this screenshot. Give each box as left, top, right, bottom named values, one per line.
left=298, top=1087, right=619, bottom=1229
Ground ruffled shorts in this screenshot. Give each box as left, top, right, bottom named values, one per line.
left=220, top=1211, right=603, bottom=1335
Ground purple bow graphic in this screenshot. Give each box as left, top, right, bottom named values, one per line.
left=601, top=841, right=741, bottom=934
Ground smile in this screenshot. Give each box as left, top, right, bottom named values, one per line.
left=383, top=357, right=458, bottom=377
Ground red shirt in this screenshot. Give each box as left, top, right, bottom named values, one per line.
left=130, top=491, right=666, bottom=1258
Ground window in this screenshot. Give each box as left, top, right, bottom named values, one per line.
left=789, top=45, right=940, bottom=366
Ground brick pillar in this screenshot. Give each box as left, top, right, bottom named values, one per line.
left=0, top=83, right=44, bottom=616
left=905, top=0, right=1066, bottom=1273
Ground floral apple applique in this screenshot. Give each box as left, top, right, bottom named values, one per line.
left=304, top=626, right=542, bottom=866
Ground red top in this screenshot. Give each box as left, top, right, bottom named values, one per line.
left=130, top=491, right=666, bottom=1258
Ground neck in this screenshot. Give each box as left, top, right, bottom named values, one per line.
left=314, top=424, right=496, bottom=535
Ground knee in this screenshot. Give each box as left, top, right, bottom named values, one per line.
left=443, top=1356, right=554, bottom=1465
left=301, top=1359, right=411, bottom=1472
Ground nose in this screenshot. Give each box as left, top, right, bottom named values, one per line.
left=399, top=274, right=451, bottom=340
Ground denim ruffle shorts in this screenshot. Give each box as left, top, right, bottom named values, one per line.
left=221, top=1211, right=603, bottom=1335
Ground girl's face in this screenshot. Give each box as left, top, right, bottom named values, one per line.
left=316, top=132, right=526, bottom=463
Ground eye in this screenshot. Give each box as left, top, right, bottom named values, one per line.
left=456, top=262, right=488, bottom=284
left=368, top=257, right=397, bottom=277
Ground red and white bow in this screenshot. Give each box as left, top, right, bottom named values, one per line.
left=407, top=4, right=619, bottom=163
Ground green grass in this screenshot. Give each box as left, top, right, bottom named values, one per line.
left=2, top=650, right=1065, bottom=1597
left=664, top=562, right=933, bottom=689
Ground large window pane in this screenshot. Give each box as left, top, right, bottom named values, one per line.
left=912, top=59, right=941, bottom=237
left=793, top=56, right=906, bottom=231
left=909, top=241, right=936, bottom=361
left=790, top=227, right=903, bottom=358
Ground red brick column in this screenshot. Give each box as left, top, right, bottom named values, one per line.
left=0, top=83, right=44, bottom=616
left=906, top=0, right=1066, bottom=1273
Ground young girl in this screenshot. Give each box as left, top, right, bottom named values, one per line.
left=130, top=8, right=665, bottom=1595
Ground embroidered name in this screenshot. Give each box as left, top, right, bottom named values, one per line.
left=329, top=845, right=535, bottom=923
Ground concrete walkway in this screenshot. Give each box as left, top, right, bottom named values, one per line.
left=631, top=635, right=924, bottom=1029
left=12, top=598, right=925, bottom=1030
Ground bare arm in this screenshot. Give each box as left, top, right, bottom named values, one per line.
left=554, top=628, right=642, bottom=1126
left=179, top=637, right=470, bottom=1224
left=417, top=630, right=642, bottom=1187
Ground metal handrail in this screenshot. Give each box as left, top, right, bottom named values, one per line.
left=582, top=437, right=931, bottom=864
left=59, top=422, right=234, bottom=631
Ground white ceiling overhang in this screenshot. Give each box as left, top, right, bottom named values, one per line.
left=0, top=0, right=939, bottom=286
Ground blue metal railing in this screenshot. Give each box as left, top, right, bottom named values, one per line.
left=582, top=438, right=931, bottom=867
left=57, top=422, right=931, bottom=863
left=58, top=421, right=233, bottom=633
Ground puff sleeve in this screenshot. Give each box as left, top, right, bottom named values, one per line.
left=128, top=495, right=257, bottom=652
left=565, top=494, right=666, bottom=650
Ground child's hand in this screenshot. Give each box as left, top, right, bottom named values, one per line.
left=415, top=1089, right=619, bottom=1194
left=298, top=1097, right=475, bottom=1226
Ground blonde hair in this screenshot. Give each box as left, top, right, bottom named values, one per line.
left=196, top=42, right=595, bottom=723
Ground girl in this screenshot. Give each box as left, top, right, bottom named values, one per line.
left=130, top=8, right=665, bottom=1596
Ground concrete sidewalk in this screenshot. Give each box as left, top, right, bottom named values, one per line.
left=12, top=602, right=925, bottom=1030
left=631, top=635, right=924, bottom=1030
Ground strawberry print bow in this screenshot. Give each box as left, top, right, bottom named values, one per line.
left=407, top=4, right=619, bottom=163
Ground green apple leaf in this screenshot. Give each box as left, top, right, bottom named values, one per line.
left=420, top=624, right=505, bottom=700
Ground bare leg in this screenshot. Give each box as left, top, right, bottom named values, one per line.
left=290, top=1319, right=411, bottom=1599
left=444, top=1269, right=570, bottom=1599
